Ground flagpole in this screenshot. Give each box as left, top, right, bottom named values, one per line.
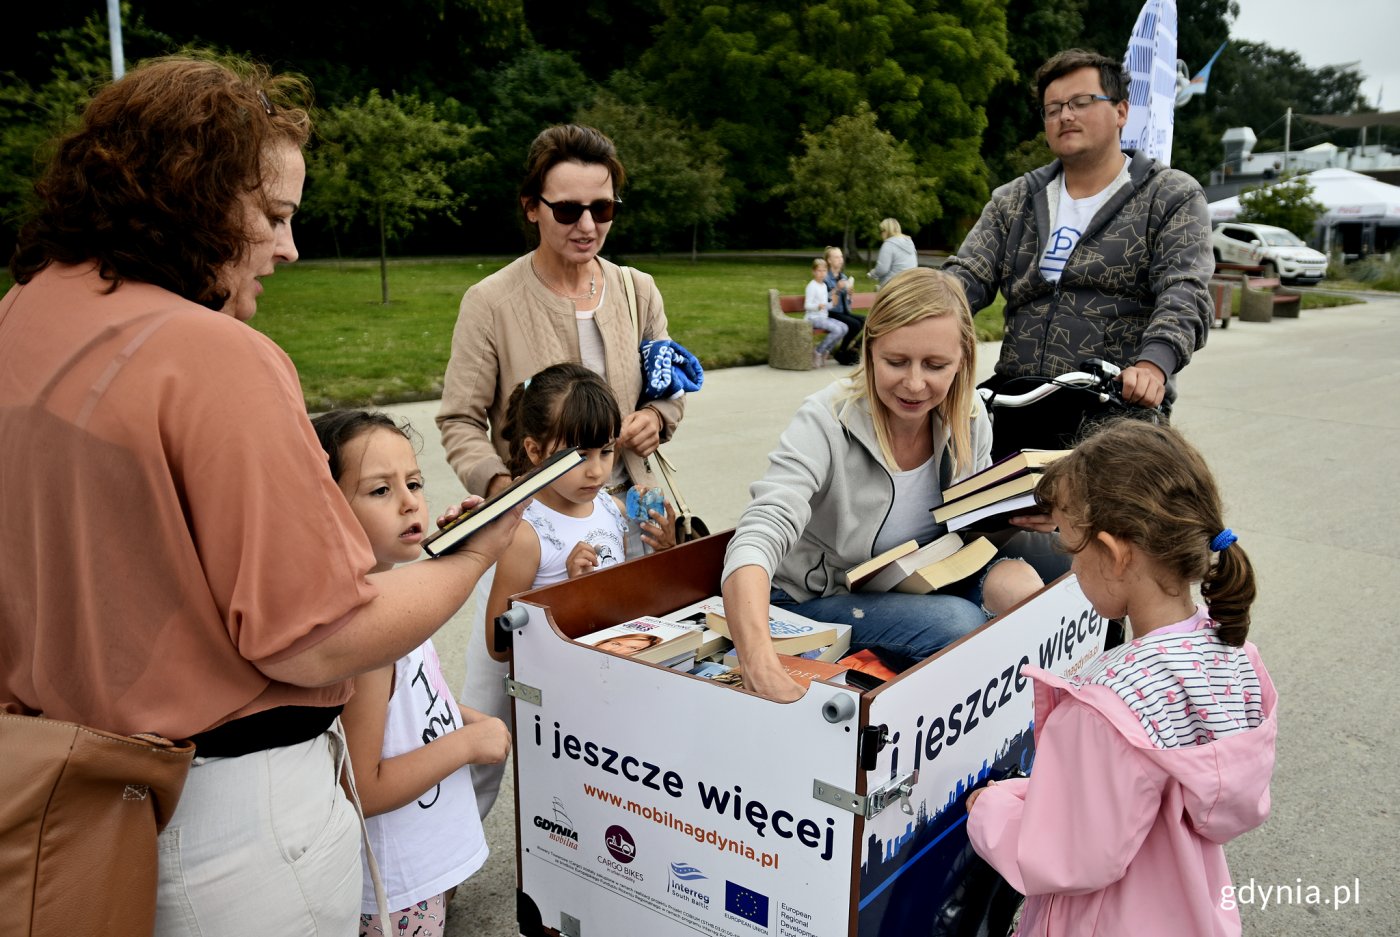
left=1284, top=107, right=1292, bottom=174
left=107, top=0, right=125, bottom=80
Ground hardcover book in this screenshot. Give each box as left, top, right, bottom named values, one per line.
left=932, top=472, right=1043, bottom=524
left=421, top=447, right=583, bottom=558
left=939, top=448, right=1071, bottom=503
left=859, top=533, right=966, bottom=593
left=891, top=536, right=997, bottom=593
left=576, top=616, right=703, bottom=664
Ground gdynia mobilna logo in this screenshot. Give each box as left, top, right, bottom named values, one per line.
left=533, top=797, right=578, bottom=849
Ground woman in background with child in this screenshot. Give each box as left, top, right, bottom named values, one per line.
left=823, top=246, right=864, bottom=366
left=723, top=267, right=1044, bottom=702
left=437, top=124, right=687, bottom=820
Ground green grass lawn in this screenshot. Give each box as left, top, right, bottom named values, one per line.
left=21, top=257, right=1366, bottom=410
left=246, top=257, right=1007, bottom=409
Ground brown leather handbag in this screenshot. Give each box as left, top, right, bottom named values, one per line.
left=0, top=706, right=195, bottom=937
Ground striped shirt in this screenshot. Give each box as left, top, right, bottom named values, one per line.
left=1072, top=607, right=1264, bottom=749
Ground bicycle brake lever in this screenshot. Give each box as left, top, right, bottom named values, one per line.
left=1079, top=357, right=1121, bottom=379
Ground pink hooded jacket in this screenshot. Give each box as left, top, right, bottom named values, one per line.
left=968, top=635, right=1277, bottom=937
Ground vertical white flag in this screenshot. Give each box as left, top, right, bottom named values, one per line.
left=1121, top=0, right=1178, bottom=165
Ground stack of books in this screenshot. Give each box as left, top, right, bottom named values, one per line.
left=931, top=448, right=1071, bottom=533
left=844, top=532, right=996, bottom=594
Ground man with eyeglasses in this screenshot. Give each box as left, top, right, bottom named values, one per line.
left=945, top=48, right=1213, bottom=455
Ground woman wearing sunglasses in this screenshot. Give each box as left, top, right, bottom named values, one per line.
left=436, top=123, right=684, bottom=819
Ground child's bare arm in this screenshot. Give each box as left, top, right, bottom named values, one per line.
left=485, top=523, right=543, bottom=626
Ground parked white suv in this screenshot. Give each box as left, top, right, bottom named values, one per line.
left=1211, top=222, right=1327, bottom=284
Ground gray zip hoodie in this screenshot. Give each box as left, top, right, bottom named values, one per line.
left=723, top=380, right=993, bottom=602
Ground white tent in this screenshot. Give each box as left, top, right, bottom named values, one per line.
left=1208, top=168, right=1400, bottom=225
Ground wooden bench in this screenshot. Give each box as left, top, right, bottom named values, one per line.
left=1239, top=275, right=1300, bottom=322
left=767, top=289, right=875, bottom=370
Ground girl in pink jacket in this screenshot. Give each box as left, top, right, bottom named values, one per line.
left=966, top=420, right=1277, bottom=937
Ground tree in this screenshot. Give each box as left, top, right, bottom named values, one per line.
left=640, top=0, right=1014, bottom=246
left=979, top=0, right=1085, bottom=190
left=0, top=6, right=172, bottom=253
left=1193, top=41, right=1370, bottom=167
left=576, top=85, right=733, bottom=256
left=304, top=90, right=478, bottom=302
left=782, top=103, right=938, bottom=258
left=1236, top=174, right=1326, bottom=236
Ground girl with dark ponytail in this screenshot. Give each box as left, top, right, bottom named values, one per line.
left=965, top=419, right=1278, bottom=937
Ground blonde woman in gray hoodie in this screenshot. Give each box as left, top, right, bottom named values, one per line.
left=721, top=269, right=1043, bottom=701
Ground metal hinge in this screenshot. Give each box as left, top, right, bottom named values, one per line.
left=812, top=770, right=919, bottom=819
left=505, top=678, right=542, bottom=706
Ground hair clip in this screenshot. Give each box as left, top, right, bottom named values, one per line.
left=257, top=90, right=273, bottom=116
left=1210, top=528, right=1237, bottom=552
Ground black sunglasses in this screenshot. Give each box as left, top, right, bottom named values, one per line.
left=536, top=196, right=621, bottom=225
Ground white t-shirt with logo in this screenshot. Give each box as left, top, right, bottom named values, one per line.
left=1039, top=154, right=1131, bottom=283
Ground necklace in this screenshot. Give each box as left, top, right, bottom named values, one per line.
left=531, top=257, right=597, bottom=302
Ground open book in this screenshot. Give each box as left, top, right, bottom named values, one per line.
left=856, top=532, right=966, bottom=593
left=421, top=447, right=582, bottom=558
left=891, top=536, right=996, bottom=593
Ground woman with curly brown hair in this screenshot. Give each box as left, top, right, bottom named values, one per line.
left=0, top=55, right=521, bottom=933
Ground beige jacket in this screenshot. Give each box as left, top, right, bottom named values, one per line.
left=437, top=253, right=684, bottom=495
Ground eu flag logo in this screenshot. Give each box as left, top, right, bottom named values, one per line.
left=725, top=881, right=769, bottom=926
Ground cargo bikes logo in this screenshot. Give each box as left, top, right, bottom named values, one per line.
left=599, top=824, right=645, bottom=882
left=533, top=797, right=579, bottom=850
left=668, top=861, right=711, bottom=910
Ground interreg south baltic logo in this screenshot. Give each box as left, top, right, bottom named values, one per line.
left=668, top=862, right=711, bottom=910
left=725, top=880, right=770, bottom=930
left=532, top=797, right=578, bottom=850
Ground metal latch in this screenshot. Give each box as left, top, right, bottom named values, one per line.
left=505, top=678, right=542, bottom=706
left=812, top=770, right=919, bottom=819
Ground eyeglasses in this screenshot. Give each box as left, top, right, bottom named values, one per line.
left=1039, top=94, right=1115, bottom=121
left=536, top=196, right=621, bottom=225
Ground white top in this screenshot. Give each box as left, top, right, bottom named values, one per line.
left=361, top=639, right=488, bottom=911
left=872, top=453, right=941, bottom=555
left=804, top=279, right=830, bottom=319
left=1040, top=154, right=1131, bottom=282
left=574, top=282, right=609, bottom=376
left=523, top=490, right=628, bottom=587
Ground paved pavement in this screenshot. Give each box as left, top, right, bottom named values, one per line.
left=375, top=297, right=1399, bottom=936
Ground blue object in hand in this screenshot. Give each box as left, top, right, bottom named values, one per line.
left=625, top=486, right=666, bottom=523
left=640, top=339, right=704, bottom=401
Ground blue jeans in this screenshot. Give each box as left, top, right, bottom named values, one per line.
left=772, top=581, right=988, bottom=665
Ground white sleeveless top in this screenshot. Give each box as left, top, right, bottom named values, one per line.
left=360, top=639, right=488, bottom=911
left=524, top=491, right=628, bottom=587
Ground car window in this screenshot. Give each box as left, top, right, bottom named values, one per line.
left=1261, top=231, right=1304, bottom=247
left=1224, top=228, right=1251, bottom=242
